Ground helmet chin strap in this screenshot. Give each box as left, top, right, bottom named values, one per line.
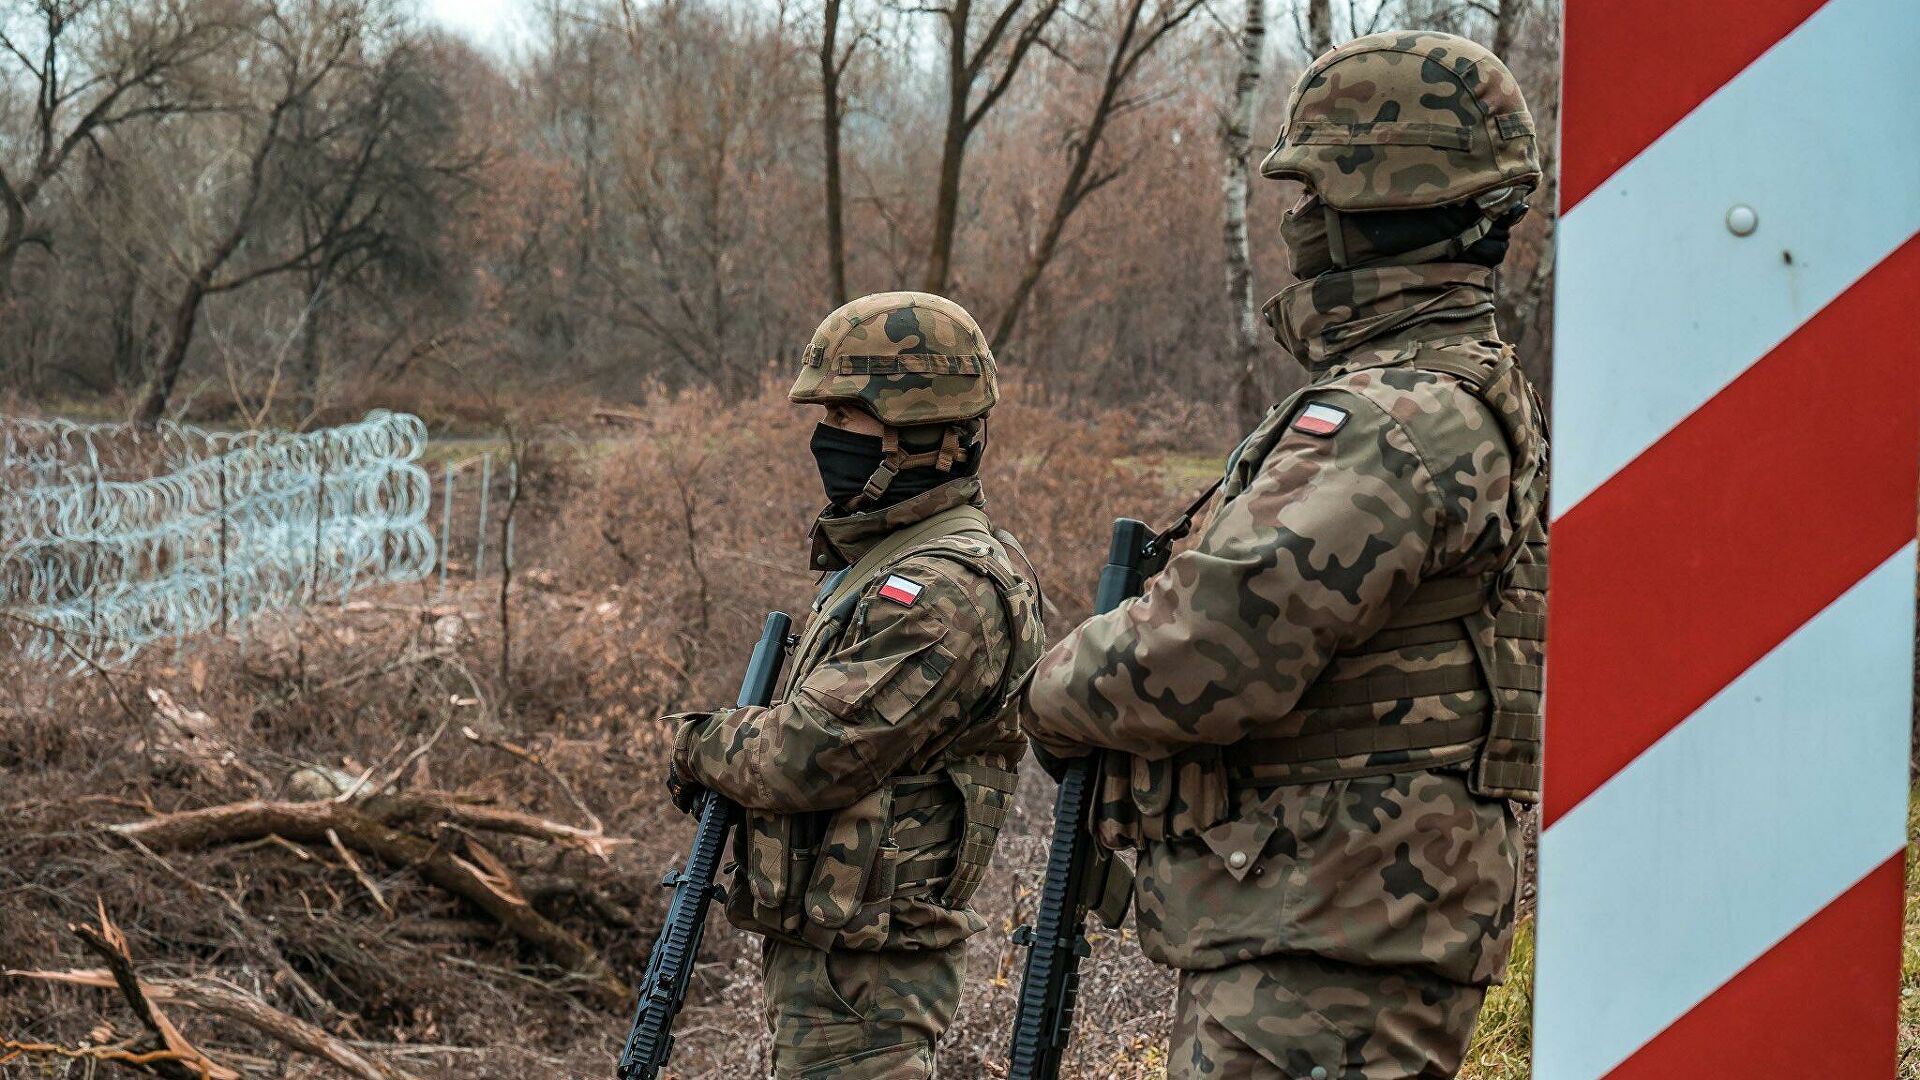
left=851, top=425, right=969, bottom=509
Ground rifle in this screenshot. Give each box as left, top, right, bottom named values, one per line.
left=1006, top=516, right=1176, bottom=1080
left=617, top=610, right=792, bottom=1080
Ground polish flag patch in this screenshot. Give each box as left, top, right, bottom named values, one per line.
left=1291, top=402, right=1349, bottom=437
left=877, top=575, right=924, bottom=606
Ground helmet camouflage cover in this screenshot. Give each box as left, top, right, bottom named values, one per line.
left=1259, top=30, right=1540, bottom=212
left=790, top=291, right=998, bottom=427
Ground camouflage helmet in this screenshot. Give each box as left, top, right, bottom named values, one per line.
left=790, top=291, right=997, bottom=426
left=792, top=291, right=996, bottom=509
left=1259, top=31, right=1539, bottom=213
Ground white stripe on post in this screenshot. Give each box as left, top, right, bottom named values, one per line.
left=1551, top=0, right=1920, bottom=512
left=1534, top=542, right=1915, bottom=1078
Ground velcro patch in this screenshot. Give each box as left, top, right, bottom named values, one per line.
left=877, top=575, right=924, bottom=606
left=1291, top=402, right=1349, bottom=437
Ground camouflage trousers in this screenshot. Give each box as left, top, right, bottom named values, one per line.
left=760, top=938, right=966, bottom=1079
left=1167, top=952, right=1486, bottom=1079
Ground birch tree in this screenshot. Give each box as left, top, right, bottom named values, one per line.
left=1222, top=0, right=1265, bottom=426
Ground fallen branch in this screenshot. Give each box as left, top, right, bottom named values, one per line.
left=7, top=968, right=420, bottom=1080
left=7, top=904, right=240, bottom=1080
left=163, top=978, right=419, bottom=1080
left=365, top=791, right=628, bottom=860
left=109, top=800, right=630, bottom=1007
left=461, top=726, right=605, bottom=834
left=327, top=828, right=394, bottom=918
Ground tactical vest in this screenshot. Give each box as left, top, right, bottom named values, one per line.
left=1097, top=340, right=1548, bottom=850
left=728, top=503, right=1046, bottom=951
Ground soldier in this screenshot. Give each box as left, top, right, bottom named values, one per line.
left=666, top=292, right=1046, bottom=1079
left=1021, top=32, right=1549, bottom=1079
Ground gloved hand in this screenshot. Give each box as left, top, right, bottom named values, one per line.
left=662, top=712, right=714, bottom=814
left=666, top=759, right=708, bottom=815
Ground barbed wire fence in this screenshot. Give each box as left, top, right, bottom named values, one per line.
left=0, top=411, right=448, bottom=669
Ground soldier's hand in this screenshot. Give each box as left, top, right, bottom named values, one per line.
left=666, top=760, right=707, bottom=815
left=663, top=712, right=714, bottom=813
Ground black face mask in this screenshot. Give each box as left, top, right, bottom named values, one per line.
left=809, top=423, right=979, bottom=511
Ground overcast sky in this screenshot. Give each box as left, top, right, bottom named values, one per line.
left=426, top=0, right=524, bottom=53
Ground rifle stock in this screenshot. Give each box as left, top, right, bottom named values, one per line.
left=1007, top=517, right=1160, bottom=1080
left=617, top=610, right=792, bottom=1080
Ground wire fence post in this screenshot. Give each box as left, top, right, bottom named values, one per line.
left=505, top=458, right=518, bottom=575
left=309, top=456, right=329, bottom=605
left=438, top=461, right=453, bottom=597
left=474, top=452, right=492, bottom=579
left=217, top=460, right=229, bottom=636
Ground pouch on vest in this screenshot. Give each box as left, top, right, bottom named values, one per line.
left=1466, top=524, right=1547, bottom=801
left=800, top=784, right=894, bottom=946
left=1421, top=345, right=1548, bottom=804
left=1128, top=745, right=1230, bottom=842
left=938, top=761, right=1018, bottom=907
left=741, top=810, right=811, bottom=933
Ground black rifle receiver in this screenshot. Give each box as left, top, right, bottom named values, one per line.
left=617, top=610, right=792, bottom=1080
left=1006, top=517, right=1164, bottom=1080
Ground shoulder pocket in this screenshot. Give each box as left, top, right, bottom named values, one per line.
left=798, top=626, right=956, bottom=725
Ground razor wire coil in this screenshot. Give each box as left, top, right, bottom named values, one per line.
left=1, top=411, right=436, bottom=668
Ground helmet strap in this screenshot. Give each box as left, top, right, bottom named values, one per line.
left=1323, top=201, right=1351, bottom=269
left=848, top=425, right=969, bottom=510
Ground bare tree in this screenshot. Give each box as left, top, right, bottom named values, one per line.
left=920, top=0, right=1068, bottom=294
left=134, top=0, right=380, bottom=423
left=990, top=0, right=1206, bottom=343
left=1492, top=0, right=1526, bottom=57
left=0, top=0, right=239, bottom=301
left=282, top=37, right=472, bottom=420
left=818, top=0, right=864, bottom=305
left=1306, top=0, right=1330, bottom=53
left=1222, top=0, right=1265, bottom=427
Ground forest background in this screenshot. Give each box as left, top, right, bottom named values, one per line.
left=10, top=2, right=1890, bottom=1080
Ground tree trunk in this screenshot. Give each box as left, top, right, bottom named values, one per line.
left=820, top=0, right=849, bottom=306
left=1224, top=0, right=1266, bottom=430
left=1307, top=0, right=1332, bottom=55
left=297, top=272, right=327, bottom=423
left=135, top=272, right=214, bottom=425
left=923, top=2, right=973, bottom=295
left=0, top=196, right=24, bottom=305
left=1493, top=0, right=1526, bottom=58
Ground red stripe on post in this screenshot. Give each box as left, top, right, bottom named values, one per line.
left=1560, top=0, right=1829, bottom=212
left=1605, top=855, right=1903, bottom=1079
left=1544, top=236, right=1920, bottom=828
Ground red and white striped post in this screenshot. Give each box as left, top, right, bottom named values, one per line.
left=1536, top=0, right=1920, bottom=1075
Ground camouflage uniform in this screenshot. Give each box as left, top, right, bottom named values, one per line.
left=1022, top=34, right=1548, bottom=1080
left=672, top=293, right=1046, bottom=1079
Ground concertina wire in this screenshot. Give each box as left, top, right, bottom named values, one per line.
left=1, top=410, right=435, bottom=669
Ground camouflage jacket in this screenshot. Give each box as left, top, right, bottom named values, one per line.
left=673, top=477, right=1043, bottom=951
left=1023, top=264, right=1541, bottom=979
